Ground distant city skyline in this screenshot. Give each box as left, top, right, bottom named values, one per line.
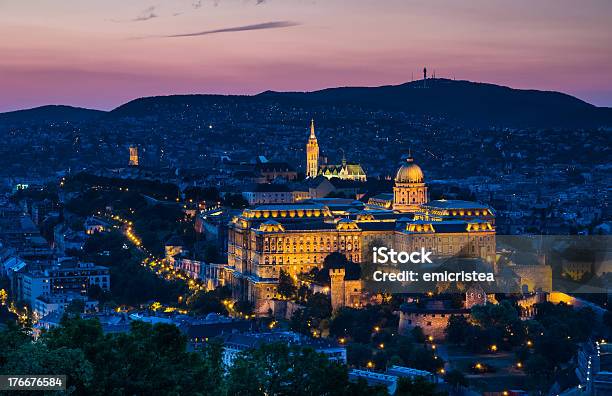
left=1, top=0, right=611, bottom=111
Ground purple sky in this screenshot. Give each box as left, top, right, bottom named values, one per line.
left=1, top=0, right=611, bottom=112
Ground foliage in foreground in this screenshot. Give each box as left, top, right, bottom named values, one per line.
left=0, top=317, right=405, bottom=396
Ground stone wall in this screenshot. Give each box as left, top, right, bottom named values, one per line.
left=398, top=311, right=468, bottom=341
left=511, top=264, right=552, bottom=292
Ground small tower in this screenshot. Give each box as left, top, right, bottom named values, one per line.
left=129, top=145, right=139, bottom=166
left=423, top=67, right=427, bottom=88
left=306, top=119, right=319, bottom=178
left=330, top=268, right=346, bottom=312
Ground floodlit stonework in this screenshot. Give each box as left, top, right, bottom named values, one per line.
left=222, top=134, right=497, bottom=312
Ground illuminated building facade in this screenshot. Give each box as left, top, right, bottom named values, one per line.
left=225, top=154, right=496, bottom=312
left=392, top=156, right=428, bottom=212
left=319, top=160, right=367, bottom=182
left=129, top=145, right=139, bottom=166
left=306, top=120, right=367, bottom=181
left=242, top=184, right=309, bottom=205
left=306, top=120, right=319, bottom=178
left=226, top=203, right=363, bottom=305
left=254, top=161, right=298, bottom=182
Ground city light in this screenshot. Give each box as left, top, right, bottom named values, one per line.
left=2, top=3, right=610, bottom=395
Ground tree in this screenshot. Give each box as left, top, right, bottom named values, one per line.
left=445, top=369, right=468, bottom=393
left=87, top=284, right=110, bottom=304
left=186, top=290, right=228, bottom=316
left=534, top=328, right=577, bottom=369
left=184, top=186, right=221, bottom=203
left=524, top=353, right=552, bottom=391
left=277, top=269, right=297, bottom=299
left=297, top=284, right=312, bottom=302
left=347, top=342, right=373, bottom=367
left=0, top=321, right=30, bottom=366
left=471, top=300, right=518, bottom=329
left=315, top=252, right=361, bottom=284
left=43, top=317, right=224, bottom=396
left=201, top=338, right=226, bottom=395
left=45, top=316, right=104, bottom=358
left=234, top=300, right=254, bottom=316
left=330, top=304, right=398, bottom=343
left=65, top=299, right=86, bottom=315
left=409, top=346, right=444, bottom=372
left=445, top=315, right=471, bottom=344
left=223, top=193, right=248, bottom=209
left=396, top=376, right=443, bottom=396
left=410, top=326, right=426, bottom=343
left=2, top=343, right=94, bottom=394
left=227, top=343, right=360, bottom=396
left=290, top=293, right=332, bottom=335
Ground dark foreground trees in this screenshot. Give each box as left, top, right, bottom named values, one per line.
left=0, top=316, right=393, bottom=396
left=227, top=342, right=381, bottom=396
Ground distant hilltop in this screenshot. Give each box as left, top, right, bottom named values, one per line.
left=2, top=79, right=612, bottom=128
left=0, top=105, right=104, bottom=124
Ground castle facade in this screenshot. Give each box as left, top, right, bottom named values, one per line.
left=222, top=130, right=496, bottom=312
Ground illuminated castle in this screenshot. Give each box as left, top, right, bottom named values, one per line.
left=306, top=120, right=366, bottom=182
left=224, top=151, right=496, bottom=313
left=392, top=154, right=428, bottom=212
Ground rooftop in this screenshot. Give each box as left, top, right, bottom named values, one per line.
left=423, top=199, right=491, bottom=210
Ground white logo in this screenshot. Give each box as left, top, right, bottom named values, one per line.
left=373, top=247, right=433, bottom=264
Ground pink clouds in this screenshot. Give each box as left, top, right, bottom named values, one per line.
left=0, top=0, right=611, bottom=111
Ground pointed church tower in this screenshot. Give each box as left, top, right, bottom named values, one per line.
left=306, top=119, right=319, bottom=178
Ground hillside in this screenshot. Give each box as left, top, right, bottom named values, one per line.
left=3, top=80, right=612, bottom=128
left=0, top=105, right=105, bottom=125
left=256, top=79, right=612, bottom=128
left=105, top=79, right=612, bottom=128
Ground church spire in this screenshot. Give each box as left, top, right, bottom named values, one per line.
left=306, top=119, right=320, bottom=178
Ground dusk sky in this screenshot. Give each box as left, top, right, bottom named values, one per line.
left=1, top=0, right=611, bottom=112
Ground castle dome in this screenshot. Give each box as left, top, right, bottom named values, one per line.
left=395, top=156, right=424, bottom=183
